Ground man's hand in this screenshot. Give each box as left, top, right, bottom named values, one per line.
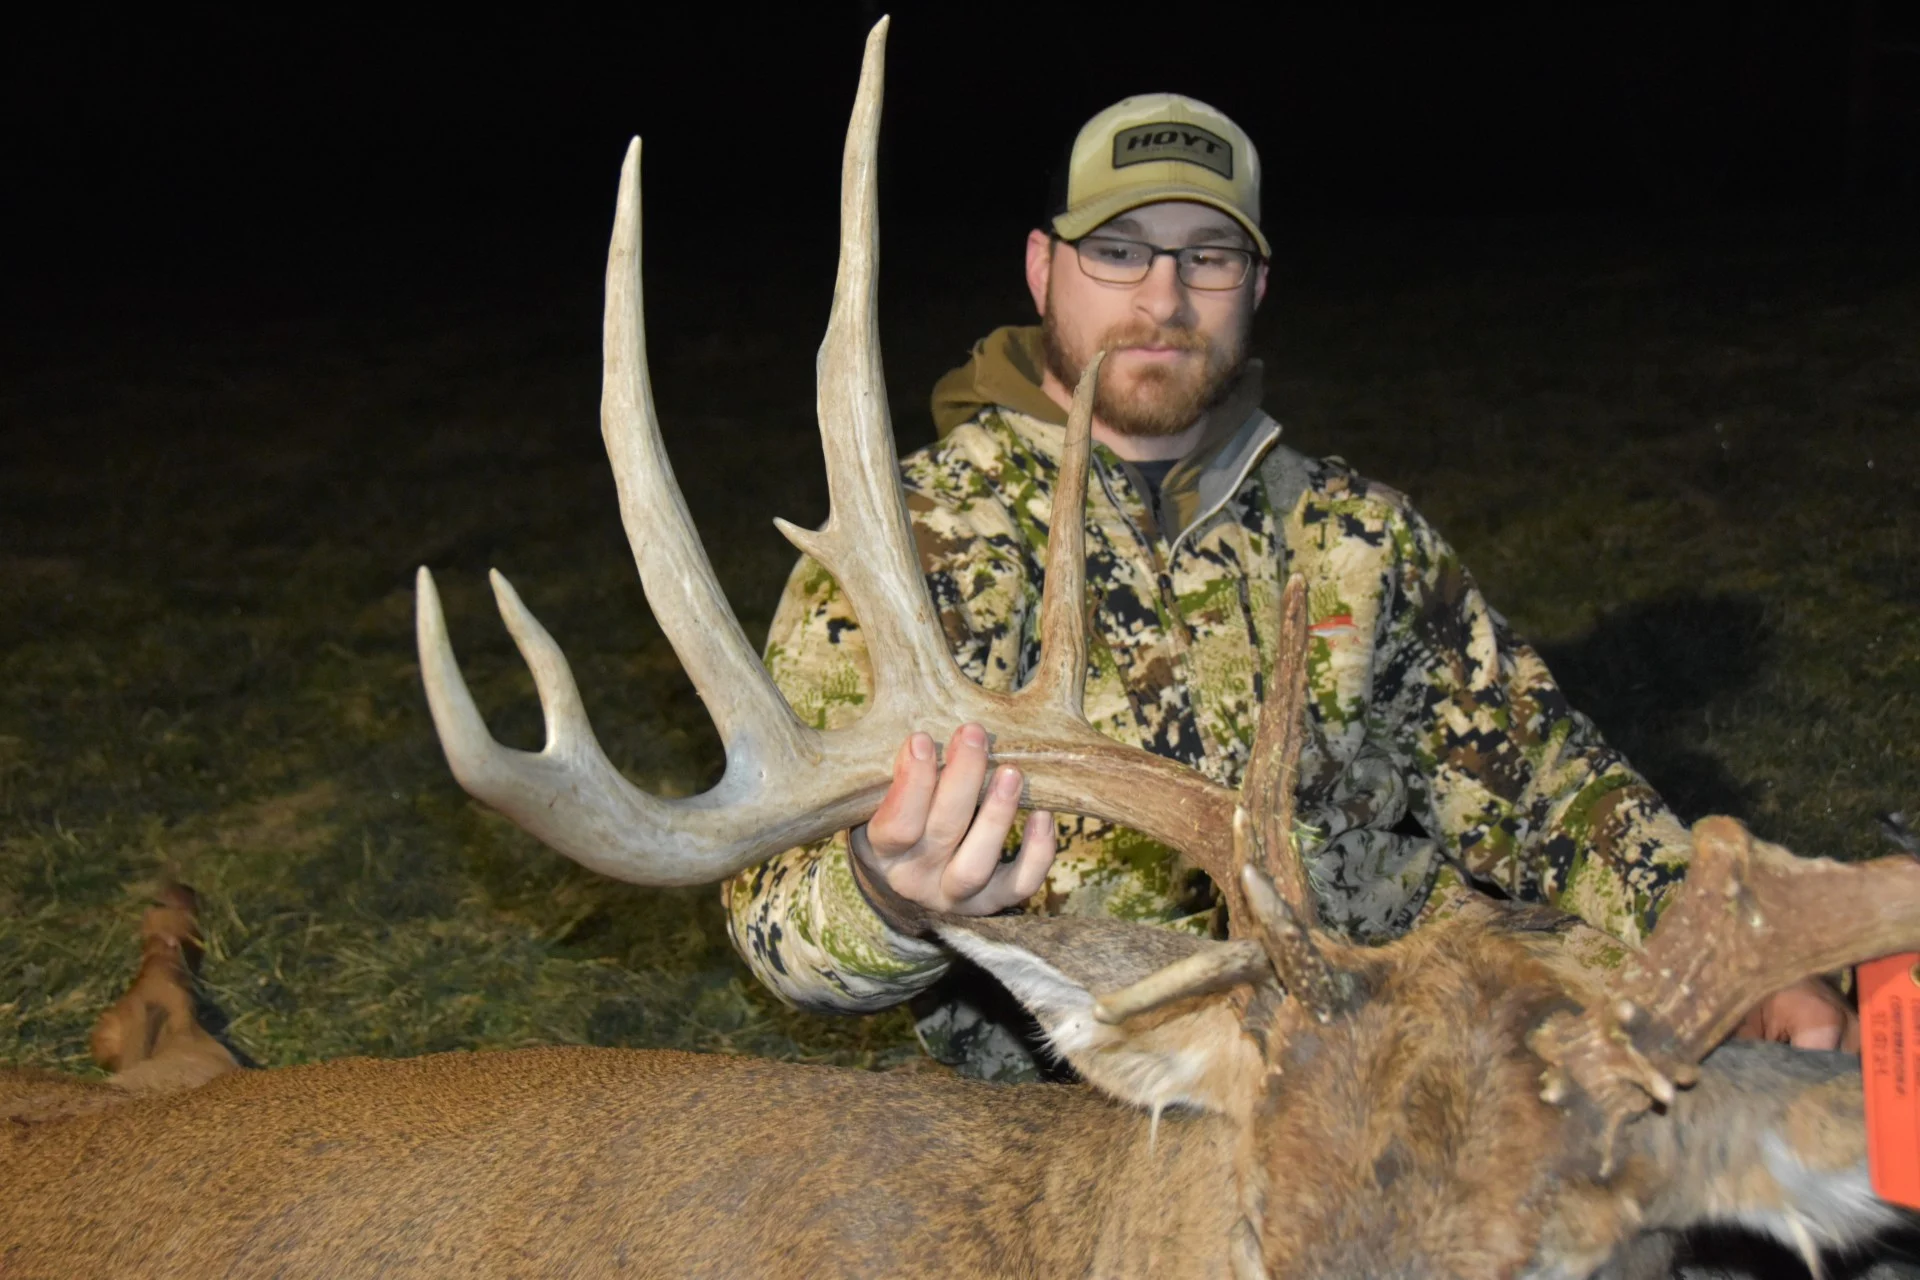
left=1734, top=976, right=1860, bottom=1052
left=851, top=723, right=1056, bottom=915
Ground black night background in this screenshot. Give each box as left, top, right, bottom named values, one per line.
left=4, top=8, right=1918, bottom=1255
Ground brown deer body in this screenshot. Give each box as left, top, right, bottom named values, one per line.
left=1, top=883, right=1897, bottom=1278
left=6, top=1030, right=1233, bottom=1276
left=4, top=19, right=1914, bottom=1278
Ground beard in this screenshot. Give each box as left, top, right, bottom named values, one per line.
left=1040, top=304, right=1249, bottom=438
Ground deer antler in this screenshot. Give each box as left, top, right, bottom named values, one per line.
left=1239, top=574, right=1312, bottom=917
left=1091, top=576, right=1361, bottom=1026
left=1532, top=817, right=1920, bottom=1171
left=416, top=18, right=1239, bottom=891
left=1230, top=576, right=1359, bottom=1021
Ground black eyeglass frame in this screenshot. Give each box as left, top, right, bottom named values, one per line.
left=1059, top=233, right=1265, bottom=291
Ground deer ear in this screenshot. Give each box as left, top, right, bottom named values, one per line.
left=936, top=916, right=1264, bottom=1119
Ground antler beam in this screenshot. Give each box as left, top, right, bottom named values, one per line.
left=1532, top=817, right=1920, bottom=1168
left=415, top=18, right=1239, bottom=890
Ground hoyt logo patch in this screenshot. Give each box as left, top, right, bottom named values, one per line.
left=1112, top=122, right=1234, bottom=179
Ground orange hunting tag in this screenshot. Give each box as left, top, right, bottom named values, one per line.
left=1861, top=953, right=1920, bottom=1210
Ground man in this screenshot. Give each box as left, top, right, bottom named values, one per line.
left=725, top=94, right=1852, bottom=1080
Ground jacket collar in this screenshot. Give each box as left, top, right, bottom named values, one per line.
left=936, top=324, right=1282, bottom=548
left=994, top=402, right=1284, bottom=552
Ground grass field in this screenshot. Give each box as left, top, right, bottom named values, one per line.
left=3, top=207, right=1916, bottom=1077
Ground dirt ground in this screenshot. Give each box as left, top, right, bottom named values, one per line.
left=3, top=206, right=1916, bottom=1077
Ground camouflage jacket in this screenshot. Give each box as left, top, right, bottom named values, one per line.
left=724, top=326, right=1692, bottom=1080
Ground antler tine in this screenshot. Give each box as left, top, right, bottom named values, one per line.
left=1594, top=819, right=1920, bottom=1062
left=1025, top=350, right=1100, bottom=715
left=416, top=566, right=690, bottom=883
left=1240, top=574, right=1314, bottom=915
left=600, top=137, right=812, bottom=761
left=773, top=16, right=969, bottom=716
left=1226, top=575, right=1361, bottom=1021
left=413, top=131, right=831, bottom=888
left=1093, top=938, right=1270, bottom=1025
left=1532, top=818, right=1920, bottom=1165
left=417, top=566, right=508, bottom=772
left=763, top=23, right=1243, bottom=870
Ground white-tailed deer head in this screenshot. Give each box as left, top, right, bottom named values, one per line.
left=932, top=820, right=1915, bottom=1277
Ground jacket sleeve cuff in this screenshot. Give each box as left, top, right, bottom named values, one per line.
left=845, top=830, right=939, bottom=941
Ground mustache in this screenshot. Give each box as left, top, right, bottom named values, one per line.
left=1098, top=321, right=1209, bottom=354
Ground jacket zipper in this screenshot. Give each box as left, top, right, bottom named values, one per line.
left=1098, top=455, right=1195, bottom=652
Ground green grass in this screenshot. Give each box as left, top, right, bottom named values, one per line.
left=3, top=209, right=1915, bottom=1075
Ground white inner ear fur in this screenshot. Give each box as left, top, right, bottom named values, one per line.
left=937, top=926, right=1253, bottom=1120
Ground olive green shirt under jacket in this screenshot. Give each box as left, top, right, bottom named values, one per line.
left=724, top=325, right=1691, bottom=1081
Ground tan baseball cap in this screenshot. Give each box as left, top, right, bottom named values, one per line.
left=1051, top=93, right=1269, bottom=258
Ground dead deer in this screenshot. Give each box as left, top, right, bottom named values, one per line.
left=4, top=19, right=1916, bottom=1279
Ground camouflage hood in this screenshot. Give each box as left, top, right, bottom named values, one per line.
left=930, top=326, right=1065, bottom=436
left=929, top=324, right=1275, bottom=540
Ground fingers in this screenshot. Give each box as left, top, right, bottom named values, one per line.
left=855, top=725, right=1058, bottom=916
left=940, top=765, right=1025, bottom=903
left=1783, top=982, right=1850, bottom=1051
left=1002, top=809, right=1057, bottom=903
left=1741, top=979, right=1856, bottom=1052
left=922, top=724, right=990, bottom=852
left=1789, top=1023, right=1843, bottom=1052
left=948, top=808, right=1057, bottom=917
left=864, top=731, right=938, bottom=857
left=1787, top=980, right=1853, bottom=1052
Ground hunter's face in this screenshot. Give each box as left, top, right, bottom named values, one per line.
left=1032, top=200, right=1267, bottom=437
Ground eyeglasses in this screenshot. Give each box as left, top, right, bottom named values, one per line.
left=1068, top=235, right=1260, bottom=290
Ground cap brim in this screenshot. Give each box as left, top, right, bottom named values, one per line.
left=1052, top=185, right=1271, bottom=258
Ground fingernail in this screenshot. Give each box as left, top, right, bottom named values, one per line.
left=995, top=767, right=1021, bottom=798
left=959, top=723, right=987, bottom=749
left=909, top=733, right=934, bottom=762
